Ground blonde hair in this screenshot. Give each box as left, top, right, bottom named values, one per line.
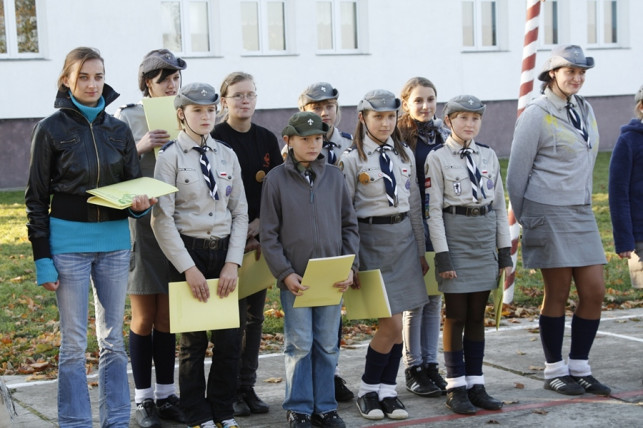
left=57, top=47, right=104, bottom=92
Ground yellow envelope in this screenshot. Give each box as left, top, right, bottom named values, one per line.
left=293, top=254, right=355, bottom=308
left=424, top=251, right=442, bottom=296
left=238, top=250, right=275, bottom=300
left=343, top=269, right=392, bottom=320
left=87, top=177, right=178, bottom=209
left=168, top=279, right=240, bottom=333
left=142, top=96, right=181, bottom=157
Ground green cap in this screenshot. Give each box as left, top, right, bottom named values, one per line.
left=282, top=112, right=329, bottom=137
left=174, top=82, right=219, bottom=109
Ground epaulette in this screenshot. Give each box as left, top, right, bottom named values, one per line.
left=340, top=131, right=353, bottom=140
left=476, top=142, right=490, bottom=148
left=159, top=140, right=176, bottom=153
left=214, top=138, right=232, bottom=149
left=342, top=145, right=356, bottom=155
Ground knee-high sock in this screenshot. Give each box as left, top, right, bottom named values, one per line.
left=362, top=345, right=390, bottom=385
left=463, top=338, right=484, bottom=377
left=152, top=329, right=177, bottom=387
left=381, top=343, right=403, bottom=385
left=569, top=315, right=600, bottom=360
left=539, top=314, right=565, bottom=363
left=444, top=350, right=465, bottom=380
left=130, top=330, right=153, bottom=390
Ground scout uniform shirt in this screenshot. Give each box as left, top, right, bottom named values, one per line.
left=425, top=136, right=510, bottom=253
left=151, top=131, right=249, bottom=274
left=114, top=102, right=158, bottom=177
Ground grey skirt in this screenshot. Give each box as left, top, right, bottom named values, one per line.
left=520, top=199, right=607, bottom=269
left=358, top=217, right=428, bottom=315
left=127, top=215, right=170, bottom=295
left=437, top=210, right=500, bottom=293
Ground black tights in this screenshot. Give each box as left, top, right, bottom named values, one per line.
left=443, top=291, right=490, bottom=352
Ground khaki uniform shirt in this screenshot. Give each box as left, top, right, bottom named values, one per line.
left=115, top=102, right=157, bottom=178
left=151, top=131, right=248, bottom=273
left=425, top=136, right=511, bottom=253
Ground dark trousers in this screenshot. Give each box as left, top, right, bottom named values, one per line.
left=237, top=288, right=266, bottom=390
left=169, top=246, right=241, bottom=425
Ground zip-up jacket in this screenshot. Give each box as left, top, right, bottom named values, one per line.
left=25, top=84, right=141, bottom=261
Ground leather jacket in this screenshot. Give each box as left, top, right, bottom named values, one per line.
left=25, top=84, right=141, bottom=260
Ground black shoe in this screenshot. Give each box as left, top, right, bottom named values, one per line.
left=241, top=387, right=270, bottom=413
left=311, top=410, right=346, bottom=427
left=232, top=395, right=251, bottom=417
left=467, top=384, right=503, bottom=410
left=544, top=376, right=585, bottom=396
left=379, top=396, right=408, bottom=419
left=424, top=363, right=448, bottom=395
left=135, top=399, right=162, bottom=428
left=356, top=392, right=384, bottom=420
left=445, top=386, right=477, bottom=415
left=333, top=375, right=354, bottom=402
left=287, top=410, right=312, bottom=428
left=156, top=394, right=186, bottom=423
left=571, top=375, right=611, bottom=396
left=405, top=365, right=441, bottom=397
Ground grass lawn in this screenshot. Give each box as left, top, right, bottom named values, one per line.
left=1, top=151, right=641, bottom=378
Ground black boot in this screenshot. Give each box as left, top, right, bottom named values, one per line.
left=445, top=386, right=476, bottom=415
left=424, top=363, right=447, bottom=395
left=467, top=384, right=503, bottom=410
left=405, top=365, right=441, bottom=397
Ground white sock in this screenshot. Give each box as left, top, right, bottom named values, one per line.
left=357, top=380, right=380, bottom=398
left=446, top=376, right=467, bottom=390
left=378, top=383, right=397, bottom=400
left=544, top=360, right=570, bottom=379
left=568, top=358, right=591, bottom=377
left=155, top=383, right=176, bottom=401
left=134, top=387, right=154, bottom=404
left=466, top=375, right=484, bottom=389
left=334, top=366, right=340, bottom=377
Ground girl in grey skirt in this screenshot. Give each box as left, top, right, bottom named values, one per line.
left=425, top=95, right=512, bottom=415
left=507, top=45, right=610, bottom=397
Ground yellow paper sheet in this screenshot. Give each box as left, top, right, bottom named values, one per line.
left=293, top=254, right=355, bottom=308
left=238, top=250, right=275, bottom=300
left=87, top=177, right=178, bottom=209
left=343, top=269, right=392, bottom=320
left=169, top=279, right=240, bottom=333
left=142, top=96, right=181, bottom=157
left=424, top=251, right=442, bottom=296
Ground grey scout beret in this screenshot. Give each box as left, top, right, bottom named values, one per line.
left=298, top=82, right=339, bottom=110
left=443, top=95, right=486, bottom=117
left=174, top=82, right=219, bottom=109
left=538, top=45, right=594, bottom=82
left=357, top=89, right=401, bottom=112
left=282, top=112, right=329, bottom=137
left=138, top=49, right=187, bottom=90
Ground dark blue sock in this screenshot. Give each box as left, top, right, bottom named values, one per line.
left=152, top=329, right=176, bottom=385
left=539, top=314, right=565, bottom=363
left=362, top=345, right=390, bottom=385
left=463, top=338, right=485, bottom=376
left=129, top=330, right=153, bottom=390
left=444, top=350, right=465, bottom=379
left=569, top=315, right=600, bottom=360
left=381, top=343, right=403, bottom=385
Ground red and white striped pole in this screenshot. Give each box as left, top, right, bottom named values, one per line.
left=504, top=0, right=542, bottom=304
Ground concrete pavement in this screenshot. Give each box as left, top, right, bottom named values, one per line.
left=4, top=307, right=642, bottom=427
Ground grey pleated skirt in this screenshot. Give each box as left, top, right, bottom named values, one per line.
left=436, top=210, right=500, bottom=293
left=358, top=217, right=428, bottom=315
left=519, top=199, right=607, bottom=269
left=127, top=214, right=170, bottom=295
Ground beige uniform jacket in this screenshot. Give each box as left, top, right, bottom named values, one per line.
left=151, top=131, right=248, bottom=273
left=115, top=102, right=158, bottom=178
left=425, top=136, right=511, bottom=253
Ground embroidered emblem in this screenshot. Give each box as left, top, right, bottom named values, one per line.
left=226, top=185, right=232, bottom=196
left=487, top=178, right=494, bottom=190
left=358, top=172, right=370, bottom=184
left=307, top=119, right=314, bottom=126
left=425, top=177, right=431, bottom=188
left=467, top=98, right=474, bottom=105
left=321, top=86, right=327, bottom=92
left=453, top=182, right=462, bottom=196
left=201, top=89, right=208, bottom=97
left=405, top=179, right=411, bottom=190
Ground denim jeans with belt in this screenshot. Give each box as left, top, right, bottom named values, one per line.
left=280, top=290, right=341, bottom=415
left=169, top=244, right=241, bottom=426
left=53, top=250, right=131, bottom=428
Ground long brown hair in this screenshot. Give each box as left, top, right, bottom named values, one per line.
left=218, top=71, right=255, bottom=121
left=57, top=47, right=104, bottom=92
left=398, top=77, right=437, bottom=150
left=353, top=110, right=409, bottom=163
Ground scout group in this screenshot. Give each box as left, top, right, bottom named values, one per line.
left=25, top=44, right=643, bottom=428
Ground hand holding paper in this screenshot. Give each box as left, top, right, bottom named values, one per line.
left=292, top=254, right=355, bottom=308
left=87, top=177, right=178, bottom=209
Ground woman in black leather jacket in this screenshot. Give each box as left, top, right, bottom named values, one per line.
left=25, top=46, right=154, bottom=428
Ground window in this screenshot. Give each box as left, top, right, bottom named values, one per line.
left=0, top=0, right=40, bottom=58
left=316, top=0, right=360, bottom=52
left=587, top=0, right=618, bottom=45
left=462, top=0, right=497, bottom=49
left=241, top=0, right=288, bottom=54
left=161, top=0, right=215, bottom=55
left=540, top=0, right=558, bottom=46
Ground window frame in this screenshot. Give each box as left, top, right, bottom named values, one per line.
left=240, top=0, right=292, bottom=56
left=586, top=0, right=619, bottom=47
left=315, top=0, right=364, bottom=55
left=161, top=0, right=219, bottom=57
left=461, top=0, right=504, bottom=52
left=0, top=0, right=43, bottom=59
left=538, top=0, right=559, bottom=48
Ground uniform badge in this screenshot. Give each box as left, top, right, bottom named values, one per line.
left=226, top=185, right=232, bottom=196
left=405, top=179, right=411, bottom=190
left=255, top=170, right=266, bottom=182
left=401, top=167, right=409, bottom=174
left=425, top=177, right=431, bottom=188
left=219, top=171, right=228, bottom=178
left=453, top=182, right=462, bottom=196
left=358, top=172, right=370, bottom=184
left=487, top=178, right=494, bottom=190
left=338, top=161, right=344, bottom=171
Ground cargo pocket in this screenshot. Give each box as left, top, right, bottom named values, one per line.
left=520, top=216, right=547, bottom=247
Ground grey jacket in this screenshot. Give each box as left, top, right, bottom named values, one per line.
left=260, top=154, right=359, bottom=290
left=506, top=87, right=599, bottom=222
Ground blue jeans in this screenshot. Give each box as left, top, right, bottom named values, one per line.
left=280, top=290, right=341, bottom=415
left=53, top=250, right=131, bottom=428
left=403, top=294, right=442, bottom=367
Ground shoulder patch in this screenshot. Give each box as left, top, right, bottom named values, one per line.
left=342, top=145, right=356, bottom=154
left=476, top=142, right=490, bottom=148
left=159, top=140, right=176, bottom=153
left=340, top=131, right=353, bottom=140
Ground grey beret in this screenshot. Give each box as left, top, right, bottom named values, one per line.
left=282, top=112, right=329, bottom=137
left=538, top=45, right=594, bottom=82
left=636, top=85, right=643, bottom=103
left=174, top=82, right=219, bottom=109
left=298, top=82, right=339, bottom=109
left=357, top=89, right=401, bottom=112
left=443, top=95, right=486, bottom=117
left=138, top=49, right=186, bottom=90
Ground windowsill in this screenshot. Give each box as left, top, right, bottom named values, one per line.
left=461, top=48, right=507, bottom=53
left=240, top=52, right=299, bottom=58
left=585, top=45, right=628, bottom=51
left=0, top=56, right=48, bottom=61
left=315, top=51, right=370, bottom=56
left=174, top=53, right=223, bottom=59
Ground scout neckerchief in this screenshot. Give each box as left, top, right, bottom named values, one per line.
left=192, top=145, right=219, bottom=200
left=459, top=144, right=485, bottom=203
left=565, top=99, right=590, bottom=148
left=376, top=144, right=398, bottom=206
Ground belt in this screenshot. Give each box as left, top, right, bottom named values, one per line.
left=443, top=204, right=493, bottom=217
left=181, top=234, right=229, bottom=251
left=358, top=212, right=408, bottom=224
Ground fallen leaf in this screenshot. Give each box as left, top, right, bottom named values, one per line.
left=264, top=377, right=283, bottom=383
left=533, top=409, right=548, bottom=415
left=486, top=420, right=500, bottom=424
left=516, top=351, right=526, bottom=356
left=528, top=365, right=544, bottom=371
left=514, top=383, right=525, bottom=389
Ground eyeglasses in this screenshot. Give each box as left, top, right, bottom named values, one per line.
left=225, top=92, right=257, bottom=101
